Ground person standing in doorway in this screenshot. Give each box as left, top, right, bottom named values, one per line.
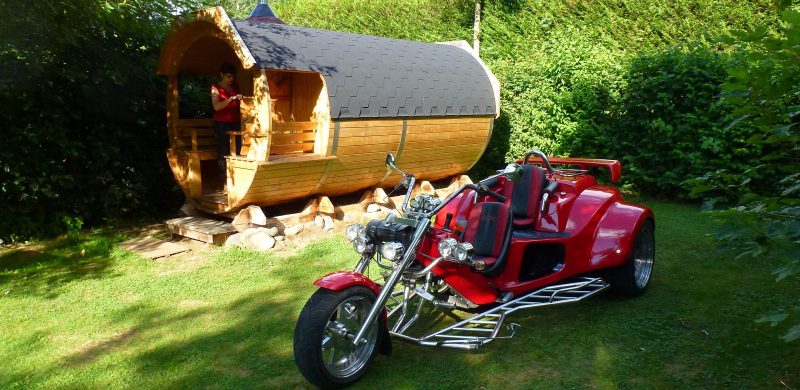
left=211, top=63, right=242, bottom=180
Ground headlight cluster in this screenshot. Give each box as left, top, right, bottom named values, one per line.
left=437, top=238, right=474, bottom=263
left=346, top=224, right=374, bottom=254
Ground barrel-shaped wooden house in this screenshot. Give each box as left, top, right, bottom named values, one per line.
left=156, top=6, right=499, bottom=213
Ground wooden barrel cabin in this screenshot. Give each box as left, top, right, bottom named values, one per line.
left=156, top=6, right=500, bottom=214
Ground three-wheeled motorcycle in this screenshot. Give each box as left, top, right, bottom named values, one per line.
left=293, top=150, right=655, bottom=388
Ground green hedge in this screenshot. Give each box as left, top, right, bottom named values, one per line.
left=566, top=46, right=762, bottom=197
left=0, top=1, right=191, bottom=241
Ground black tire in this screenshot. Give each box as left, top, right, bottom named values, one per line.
left=293, top=286, right=383, bottom=389
left=607, top=219, right=655, bottom=297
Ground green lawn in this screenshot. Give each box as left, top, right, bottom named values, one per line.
left=1, top=201, right=798, bottom=389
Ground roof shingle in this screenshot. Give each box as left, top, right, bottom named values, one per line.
left=233, top=20, right=496, bottom=119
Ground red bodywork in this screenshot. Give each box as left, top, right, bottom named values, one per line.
left=315, top=157, right=653, bottom=308
left=421, top=157, right=652, bottom=305
left=314, top=271, right=382, bottom=295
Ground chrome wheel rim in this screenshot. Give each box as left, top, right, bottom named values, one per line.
left=321, top=295, right=378, bottom=379
left=633, top=225, right=655, bottom=289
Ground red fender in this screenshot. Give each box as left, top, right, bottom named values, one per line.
left=314, top=271, right=381, bottom=295
left=590, top=202, right=654, bottom=268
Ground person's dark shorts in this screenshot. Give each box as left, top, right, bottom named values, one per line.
left=213, top=121, right=241, bottom=173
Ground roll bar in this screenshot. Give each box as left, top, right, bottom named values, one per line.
left=522, top=150, right=555, bottom=175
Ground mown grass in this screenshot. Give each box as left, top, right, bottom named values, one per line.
left=1, top=201, right=798, bottom=389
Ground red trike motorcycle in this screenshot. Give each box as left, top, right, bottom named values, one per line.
left=294, top=150, right=655, bottom=388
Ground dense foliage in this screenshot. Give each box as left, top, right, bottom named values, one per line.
left=0, top=1, right=204, bottom=240
left=567, top=47, right=762, bottom=197
left=686, top=8, right=800, bottom=342
left=477, top=1, right=777, bottom=187
left=0, top=0, right=783, bottom=241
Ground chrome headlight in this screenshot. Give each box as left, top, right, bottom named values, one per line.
left=380, top=242, right=404, bottom=261
left=345, top=224, right=365, bottom=242
left=353, top=234, right=374, bottom=254
left=454, top=242, right=474, bottom=263
left=437, top=238, right=457, bottom=259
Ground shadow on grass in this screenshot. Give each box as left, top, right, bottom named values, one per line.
left=0, top=230, right=126, bottom=298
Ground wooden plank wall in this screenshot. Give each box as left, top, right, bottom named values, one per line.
left=317, top=119, right=404, bottom=195
left=399, top=116, right=492, bottom=180
left=191, top=114, right=492, bottom=211
left=236, top=158, right=329, bottom=205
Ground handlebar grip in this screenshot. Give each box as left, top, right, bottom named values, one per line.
left=487, top=191, right=506, bottom=203
left=464, top=184, right=506, bottom=203
left=544, top=180, right=558, bottom=194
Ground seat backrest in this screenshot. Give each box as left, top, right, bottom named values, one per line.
left=503, top=164, right=547, bottom=222
left=463, top=202, right=513, bottom=277
left=433, top=189, right=475, bottom=235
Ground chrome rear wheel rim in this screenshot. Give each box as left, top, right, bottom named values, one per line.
left=633, top=225, right=655, bottom=289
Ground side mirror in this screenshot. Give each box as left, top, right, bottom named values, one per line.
left=503, top=163, right=523, bottom=182
left=385, top=153, right=396, bottom=168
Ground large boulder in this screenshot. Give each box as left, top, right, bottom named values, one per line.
left=239, top=227, right=276, bottom=251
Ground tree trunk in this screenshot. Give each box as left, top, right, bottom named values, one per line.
left=473, top=0, right=481, bottom=56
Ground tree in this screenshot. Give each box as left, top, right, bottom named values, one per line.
left=688, top=7, right=800, bottom=342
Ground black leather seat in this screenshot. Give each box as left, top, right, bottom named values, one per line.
left=463, top=201, right=513, bottom=277
left=502, top=164, right=548, bottom=229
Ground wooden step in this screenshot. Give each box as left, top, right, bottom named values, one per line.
left=166, top=217, right=237, bottom=245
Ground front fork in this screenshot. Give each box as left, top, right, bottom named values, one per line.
left=351, top=219, right=431, bottom=345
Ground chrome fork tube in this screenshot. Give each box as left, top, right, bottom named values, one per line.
left=353, top=254, right=371, bottom=274
left=352, top=219, right=430, bottom=345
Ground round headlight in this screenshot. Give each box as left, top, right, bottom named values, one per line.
left=353, top=234, right=373, bottom=254
left=438, top=238, right=457, bottom=259
left=454, top=242, right=474, bottom=262
left=380, top=242, right=404, bottom=261
left=345, top=224, right=365, bottom=242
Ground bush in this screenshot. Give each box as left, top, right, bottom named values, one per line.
left=475, top=0, right=776, bottom=185
left=569, top=46, right=761, bottom=198
left=686, top=7, right=800, bottom=342
left=0, top=0, right=192, bottom=241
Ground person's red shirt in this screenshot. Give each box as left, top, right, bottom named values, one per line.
left=212, top=83, right=240, bottom=123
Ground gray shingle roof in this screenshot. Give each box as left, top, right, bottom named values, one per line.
left=232, top=20, right=496, bottom=119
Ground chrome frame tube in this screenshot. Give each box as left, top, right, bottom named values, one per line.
left=387, top=277, right=609, bottom=350
left=352, top=218, right=431, bottom=345
left=391, top=286, right=412, bottom=332
left=398, top=276, right=431, bottom=334
left=409, top=256, right=444, bottom=278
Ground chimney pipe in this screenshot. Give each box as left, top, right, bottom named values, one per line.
left=248, top=0, right=284, bottom=24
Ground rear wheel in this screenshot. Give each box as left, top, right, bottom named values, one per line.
left=608, top=220, right=655, bottom=296
left=293, top=286, right=382, bottom=389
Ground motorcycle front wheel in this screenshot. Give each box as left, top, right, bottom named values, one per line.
left=293, top=286, right=382, bottom=388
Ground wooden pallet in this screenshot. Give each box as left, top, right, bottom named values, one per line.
left=166, top=216, right=237, bottom=245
